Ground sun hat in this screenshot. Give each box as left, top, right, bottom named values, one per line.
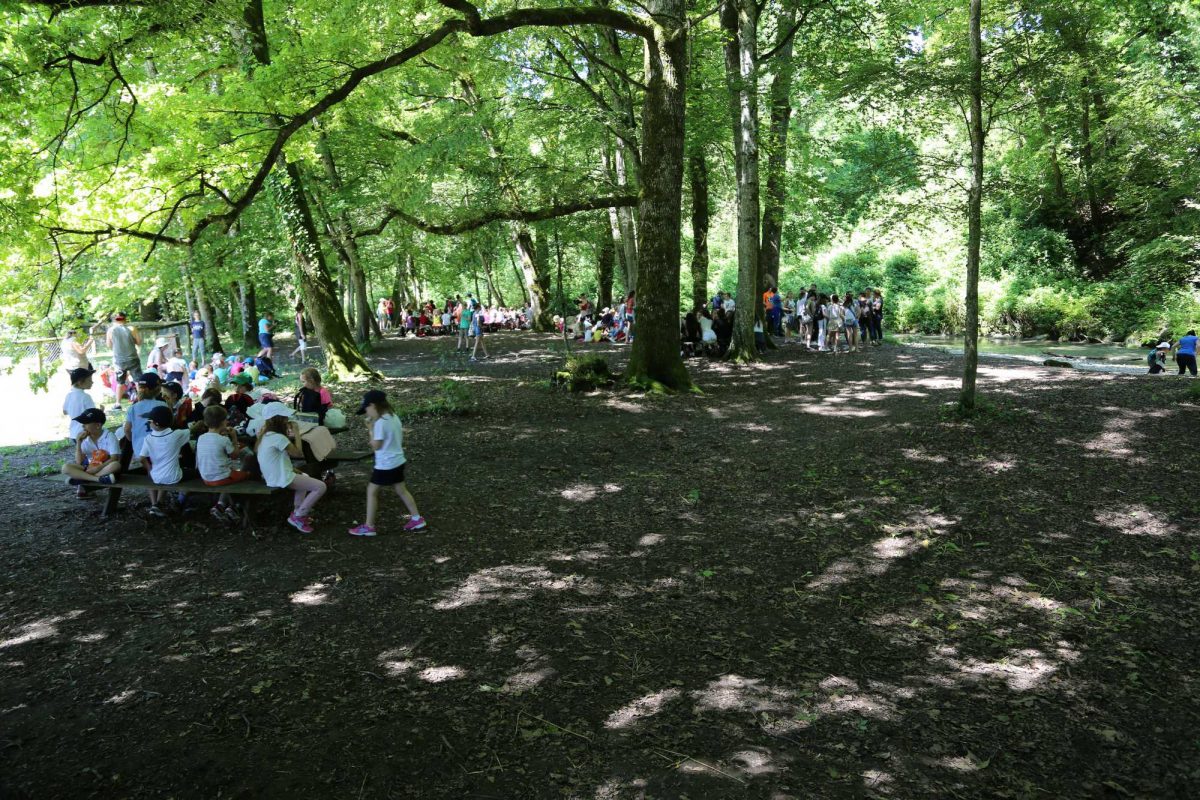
left=356, top=389, right=387, bottom=415
left=229, top=373, right=253, bottom=387
left=261, top=403, right=294, bottom=421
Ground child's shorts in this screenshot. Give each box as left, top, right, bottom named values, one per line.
left=370, top=464, right=406, bottom=486
left=204, top=470, right=251, bottom=487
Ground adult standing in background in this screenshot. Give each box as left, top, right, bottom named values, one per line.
left=1174, top=329, right=1197, bottom=376
left=61, top=323, right=98, bottom=372
left=189, top=310, right=206, bottom=366
left=256, top=311, right=275, bottom=361
left=290, top=302, right=308, bottom=363
left=105, top=312, right=142, bottom=410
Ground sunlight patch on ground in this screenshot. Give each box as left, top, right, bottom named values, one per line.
left=560, top=483, right=622, bottom=503
left=806, top=534, right=923, bottom=590
left=638, top=533, right=666, bottom=547
left=433, top=565, right=601, bottom=610
left=588, top=777, right=648, bottom=799
left=1094, top=504, right=1181, bottom=537
left=794, top=404, right=886, bottom=418
left=900, top=448, right=948, bottom=464
left=604, top=688, right=681, bottom=729
left=0, top=610, right=83, bottom=650
left=290, top=581, right=333, bottom=606
left=104, top=689, right=137, bottom=705
left=419, top=665, right=466, bottom=683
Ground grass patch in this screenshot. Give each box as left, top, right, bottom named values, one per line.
left=397, top=379, right=473, bottom=419
left=1182, top=381, right=1200, bottom=404
left=553, top=355, right=614, bottom=392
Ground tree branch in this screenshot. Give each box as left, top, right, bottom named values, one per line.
left=357, top=194, right=638, bottom=238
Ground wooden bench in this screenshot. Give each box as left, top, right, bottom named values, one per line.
left=46, top=473, right=277, bottom=528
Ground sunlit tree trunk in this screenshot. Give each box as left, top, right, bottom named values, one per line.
left=759, top=6, right=795, bottom=290
left=626, top=0, right=691, bottom=391
left=961, top=0, right=984, bottom=410
left=722, top=0, right=761, bottom=363
left=689, top=148, right=709, bottom=313
left=597, top=229, right=615, bottom=310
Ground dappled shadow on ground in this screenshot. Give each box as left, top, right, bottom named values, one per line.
left=2, top=336, right=1198, bottom=798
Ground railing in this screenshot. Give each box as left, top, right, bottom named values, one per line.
left=3, top=320, right=189, bottom=370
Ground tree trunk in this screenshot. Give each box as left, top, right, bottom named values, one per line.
left=759, top=6, right=795, bottom=289
left=315, top=129, right=379, bottom=342
left=626, top=0, right=691, bottom=392
left=238, top=281, right=257, bottom=353
left=479, top=244, right=505, bottom=307
left=688, top=148, right=710, bottom=313
left=722, top=0, right=761, bottom=363
left=613, top=145, right=639, bottom=290
left=272, top=160, right=378, bottom=379
left=312, top=182, right=372, bottom=344
left=240, top=0, right=372, bottom=378
left=507, top=250, right=530, bottom=305
left=597, top=230, right=615, bottom=310
left=194, top=281, right=222, bottom=355
left=960, top=0, right=984, bottom=411
left=514, top=227, right=552, bottom=329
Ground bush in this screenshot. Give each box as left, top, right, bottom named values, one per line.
left=882, top=251, right=924, bottom=297
left=826, top=248, right=885, bottom=294
left=553, top=355, right=613, bottom=392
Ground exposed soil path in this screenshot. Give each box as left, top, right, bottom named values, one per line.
left=2, top=333, right=1198, bottom=798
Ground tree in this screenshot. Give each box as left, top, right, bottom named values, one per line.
left=960, top=0, right=984, bottom=410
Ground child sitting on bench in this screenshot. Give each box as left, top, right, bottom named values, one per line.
left=62, top=408, right=121, bottom=495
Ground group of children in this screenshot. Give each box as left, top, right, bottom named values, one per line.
left=61, top=363, right=426, bottom=537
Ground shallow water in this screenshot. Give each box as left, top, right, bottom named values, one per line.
left=895, top=334, right=1146, bottom=373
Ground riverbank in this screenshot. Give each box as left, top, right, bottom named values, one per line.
left=894, top=333, right=1169, bottom=375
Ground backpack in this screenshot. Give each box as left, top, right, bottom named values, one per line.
left=814, top=304, right=824, bottom=321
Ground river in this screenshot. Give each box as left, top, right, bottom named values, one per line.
left=894, top=334, right=1147, bottom=374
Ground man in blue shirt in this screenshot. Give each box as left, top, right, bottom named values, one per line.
left=189, top=311, right=206, bottom=366
left=1175, top=329, right=1197, bottom=376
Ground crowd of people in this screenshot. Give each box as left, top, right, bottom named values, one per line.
left=59, top=311, right=426, bottom=536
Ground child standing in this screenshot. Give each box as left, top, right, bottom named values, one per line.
left=62, top=408, right=121, bottom=493
left=468, top=300, right=490, bottom=361
left=63, top=367, right=97, bottom=442
left=138, top=405, right=192, bottom=517
left=197, top=405, right=250, bottom=521
left=348, top=389, right=426, bottom=537
left=255, top=404, right=326, bottom=533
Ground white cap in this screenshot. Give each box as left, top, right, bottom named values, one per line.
left=261, top=402, right=294, bottom=420
left=1157, top=342, right=1171, bottom=349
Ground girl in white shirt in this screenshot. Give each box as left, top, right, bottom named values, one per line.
left=255, top=404, right=326, bottom=533
left=347, top=390, right=426, bottom=537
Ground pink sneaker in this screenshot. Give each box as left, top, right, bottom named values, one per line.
left=348, top=523, right=377, bottom=537
left=287, top=513, right=313, bottom=533
left=403, top=516, right=427, bottom=532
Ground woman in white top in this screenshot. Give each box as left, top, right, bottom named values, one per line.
left=61, top=325, right=97, bottom=372
left=825, top=295, right=844, bottom=353
left=255, top=403, right=326, bottom=533
left=698, top=310, right=717, bottom=344
left=842, top=292, right=860, bottom=352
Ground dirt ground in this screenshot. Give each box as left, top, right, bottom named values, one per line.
left=2, top=332, right=1198, bottom=799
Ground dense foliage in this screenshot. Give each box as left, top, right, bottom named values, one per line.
left=0, top=0, right=1195, bottom=362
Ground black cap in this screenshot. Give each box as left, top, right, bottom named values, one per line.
left=73, top=407, right=106, bottom=425
left=136, top=373, right=161, bottom=388
left=68, top=366, right=95, bottom=384
left=356, top=389, right=387, bottom=415
left=142, top=405, right=173, bottom=427
left=162, top=381, right=183, bottom=397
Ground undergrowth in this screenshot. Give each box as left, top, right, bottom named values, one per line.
left=397, top=379, right=473, bottom=419
left=553, top=355, right=614, bottom=392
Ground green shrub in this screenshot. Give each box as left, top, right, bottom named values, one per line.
left=553, top=355, right=613, bottom=392
left=882, top=251, right=924, bottom=297
left=827, top=248, right=885, bottom=294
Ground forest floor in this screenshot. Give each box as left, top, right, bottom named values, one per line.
left=2, top=331, right=1198, bottom=799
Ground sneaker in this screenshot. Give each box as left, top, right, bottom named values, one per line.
left=322, top=471, right=337, bottom=490
left=469, top=357, right=478, bottom=362
left=76, top=485, right=88, bottom=498
left=403, top=516, right=427, bottom=532
left=224, top=506, right=241, bottom=523
left=98, top=474, right=117, bottom=485
left=148, top=505, right=166, bottom=518
left=211, top=505, right=227, bottom=521
left=287, top=513, right=313, bottom=533
left=348, top=523, right=377, bottom=537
